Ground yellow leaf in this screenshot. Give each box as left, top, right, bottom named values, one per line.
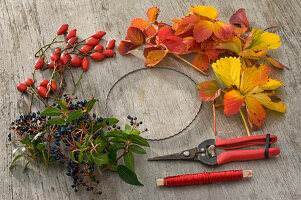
left=212, top=57, right=241, bottom=88
left=259, top=78, right=283, bottom=90
left=189, top=5, right=218, bottom=20
left=145, top=50, right=168, bottom=66
left=249, top=91, right=286, bottom=113
left=247, top=29, right=281, bottom=51
left=239, top=49, right=268, bottom=60
left=240, top=64, right=270, bottom=94
left=216, top=36, right=242, bottom=54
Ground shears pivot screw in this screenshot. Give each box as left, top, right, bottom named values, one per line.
left=183, top=151, right=190, bottom=157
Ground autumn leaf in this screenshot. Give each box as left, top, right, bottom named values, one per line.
left=245, top=96, right=265, bottom=130
left=239, top=49, right=268, bottom=60
left=193, top=53, right=210, bottom=71
left=265, top=55, right=289, bottom=69
left=224, top=88, right=245, bottom=115
left=147, top=7, right=160, bottom=22
left=189, top=5, right=218, bottom=20
left=214, top=21, right=234, bottom=40
left=127, top=27, right=146, bottom=45
left=193, top=20, right=214, bottom=42
left=130, top=18, right=150, bottom=31
left=230, top=8, right=249, bottom=29
left=118, top=41, right=140, bottom=55
left=163, top=36, right=186, bottom=54
left=145, top=50, right=168, bottom=66
left=157, top=26, right=174, bottom=43
left=245, top=29, right=281, bottom=51
left=197, top=80, right=221, bottom=102
left=145, top=24, right=157, bottom=38
left=216, top=36, right=242, bottom=54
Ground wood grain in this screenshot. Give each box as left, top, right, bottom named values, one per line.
left=0, top=0, right=300, bottom=199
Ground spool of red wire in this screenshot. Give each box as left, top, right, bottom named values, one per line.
left=156, top=170, right=252, bottom=187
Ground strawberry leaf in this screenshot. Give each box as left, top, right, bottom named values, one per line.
left=193, top=20, right=214, bottom=42
left=145, top=50, right=168, bottom=66
left=193, top=53, right=210, bottom=71
left=197, top=80, right=221, bottom=102
left=230, top=8, right=249, bottom=29
left=127, top=27, right=146, bottom=45
left=118, top=41, right=140, bottom=55
left=162, top=36, right=186, bottom=54
left=130, top=18, right=150, bottom=31
left=147, top=7, right=160, bottom=22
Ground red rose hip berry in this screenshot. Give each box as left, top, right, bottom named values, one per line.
left=71, top=56, right=82, bottom=66
left=17, top=83, right=27, bottom=92
left=47, top=61, right=55, bottom=69
left=90, top=52, right=105, bottom=61
left=103, top=49, right=115, bottom=57
left=60, top=52, right=71, bottom=65
left=25, top=78, right=33, bottom=86
left=37, top=86, right=48, bottom=98
left=66, top=37, right=78, bottom=48
left=57, top=24, right=69, bottom=35
left=80, top=45, right=92, bottom=54
left=50, top=52, right=59, bottom=61
left=91, top=31, right=106, bottom=39
left=47, top=80, right=57, bottom=92
left=94, top=44, right=104, bottom=52
left=106, top=40, right=116, bottom=49
left=66, top=29, right=77, bottom=40
left=81, top=57, right=89, bottom=71
left=34, top=58, right=44, bottom=70
left=86, top=38, right=100, bottom=46
left=40, top=79, right=49, bottom=88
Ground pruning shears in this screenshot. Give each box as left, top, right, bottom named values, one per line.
left=148, top=135, right=280, bottom=165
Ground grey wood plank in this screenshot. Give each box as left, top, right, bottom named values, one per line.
left=0, top=0, right=300, bottom=199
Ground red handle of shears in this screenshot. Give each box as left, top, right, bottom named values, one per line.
left=217, top=147, right=280, bottom=165
left=215, top=135, right=277, bottom=150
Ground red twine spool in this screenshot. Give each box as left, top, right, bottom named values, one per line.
left=164, top=170, right=244, bottom=186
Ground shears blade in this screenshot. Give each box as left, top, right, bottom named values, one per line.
left=148, top=147, right=198, bottom=161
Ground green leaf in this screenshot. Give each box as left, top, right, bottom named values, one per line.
left=131, top=130, right=140, bottom=135
left=19, top=140, right=31, bottom=146
left=109, top=164, right=118, bottom=171
left=10, top=155, right=25, bottom=169
left=37, top=142, right=47, bottom=151
left=23, top=159, right=33, bottom=172
left=92, top=153, right=109, bottom=166
left=83, top=152, right=93, bottom=163
left=95, top=139, right=108, bottom=153
left=40, top=107, right=62, bottom=116
left=67, top=110, right=83, bottom=122
left=129, top=144, right=146, bottom=154
left=48, top=118, right=66, bottom=126
left=78, top=150, right=83, bottom=163
left=125, top=124, right=131, bottom=134
left=56, top=100, right=68, bottom=112
left=108, top=145, right=117, bottom=162
left=124, top=151, right=135, bottom=172
left=69, top=151, right=78, bottom=163
left=84, top=135, right=93, bottom=147
left=110, top=137, right=127, bottom=143
left=103, top=118, right=119, bottom=126
left=106, top=131, right=126, bottom=138
left=117, top=165, right=143, bottom=186
left=127, top=135, right=150, bottom=147
left=75, top=141, right=82, bottom=149
left=85, top=98, right=98, bottom=113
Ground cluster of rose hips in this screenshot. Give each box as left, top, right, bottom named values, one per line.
left=16, top=24, right=116, bottom=102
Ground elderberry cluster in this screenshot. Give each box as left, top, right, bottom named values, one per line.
left=9, top=95, right=149, bottom=195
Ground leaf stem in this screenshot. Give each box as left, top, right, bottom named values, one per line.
left=173, top=54, right=208, bottom=75
left=239, top=109, right=250, bottom=136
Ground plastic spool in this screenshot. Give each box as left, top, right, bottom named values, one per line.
left=105, top=67, right=202, bottom=141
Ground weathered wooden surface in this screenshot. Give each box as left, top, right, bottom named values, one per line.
left=1, top=0, right=300, bottom=199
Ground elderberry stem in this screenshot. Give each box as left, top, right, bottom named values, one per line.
left=173, top=54, right=208, bottom=75
left=239, top=109, right=251, bottom=136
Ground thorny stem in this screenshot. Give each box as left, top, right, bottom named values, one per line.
left=173, top=54, right=208, bottom=75
left=239, top=109, right=250, bottom=136
left=72, top=71, right=85, bottom=95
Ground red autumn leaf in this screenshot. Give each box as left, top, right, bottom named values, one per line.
left=230, top=8, right=249, bottom=29
left=130, top=18, right=150, bottom=31
left=197, top=80, right=221, bottom=102
left=157, top=26, right=174, bottom=43
left=193, top=53, right=210, bottom=71
left=223, top=89, right=245, bottom=115
left=118, top=41, right=140, bottom=55
left=193, top=20, right=214, bottom=42
left=162, top=36, right=186, bottom=54
left=145, top=50, right=168, bottom=66
left=127, top=27, right=146, bottom=45
left=174, top=14, right=199, bottom=37
left=147, top=7, right=160, bottom=22
left=183, top=37, right=200, bottom=53
left=214, top=21, right=234, bottom=40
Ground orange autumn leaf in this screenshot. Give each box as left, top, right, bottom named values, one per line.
left=163, top=36, right=186, bottom=54
left=193, top=53, right=210, bottom=71
left=145, top=50, right=168, bottom=66
left=130, top=18, right=150, bottom=31
left=147, top=7, right=160, bottom=22
left=197, top=80, right=221, bottom=102
left=266, top=55, right=289, bottom=69
left=127, top=27, right=146, bottom=45
left=245, top=96, right=266, bottom=130
left=193, top=20, right=214, bottom=42
left=214, top=21, right=234, bottom=40
left=189, top=5, right=218, bottom=20
left=145, top=24, right=157, bottom=38
left=224, top=89, right=245, bottom=115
